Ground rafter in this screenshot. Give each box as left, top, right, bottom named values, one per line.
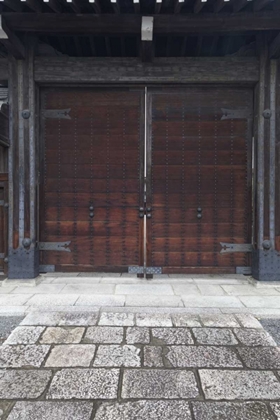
left=88, top=0, right=101, bottom=13
left=269, top=31, right=280, bottom=57
left=233, top=0, right=253, bottom=12
left=194, top=0, right=207, bottom=14
left=174, top=0, right=185, bottom=14
left=0, top=16, right=25, bottom=58
left=213, top=0, right=230, bottom=13
left=0, top=0, right=23, bottom=12
left=43, top=0, right=62, bottom=13
left=155, top=0, right=162, bottom=14
left=110, top=0, right=120, bottom=13
left=254, top=0, right=274, bottom=11
left=20, top=0, right=42, bottom=13
left=66, top=0, right=81, bottom=13
left=133, top=0, right=140, bottom=13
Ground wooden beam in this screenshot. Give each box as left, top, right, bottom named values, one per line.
left=174, top=0, right=185, bottom=14
left=194, top=0, right=207, bottom=14
left=254, top=0, right=274, bottom=12
left=181, top=35, right=187, bottom=56
left=213, top=0, right=230, bottom=13
left=20, top=0, right=42, bottom=13
left=110, top=0, right=120, bottom=13
left=43, top=0, right=62, bottom=13
left=0, top=58, right=8, bottom=80
left=0, top=17, right=25, bottom=59
left=34, top=56, right=260, bottom=83
left=155, top=0, right=162, bottom=14
left=269, top=32, right=280, bottom=58
left=3, top=12, right=280, bottom=35
left=233, top=0, right=253, bottom=12
left=133, top=0, right=140, bottom=13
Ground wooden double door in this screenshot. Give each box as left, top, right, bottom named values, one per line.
left=40, top=86, right=253, bottom=274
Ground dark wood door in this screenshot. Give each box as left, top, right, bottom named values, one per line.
left=146, top=87, right=253, bottom=274
left=40, top=88, right=144, bottom=272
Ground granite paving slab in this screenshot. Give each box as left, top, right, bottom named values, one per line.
left=238, top=347, right=280, bottom=369
left=121, top=369, right=199, bottom=399
left=151, top=327, right=194, bottom=344
left=40, top=327, right=84, bottom=344
left=99, top=312, right=135, bottom=326
left=0, top=316, right=25, bottom=343
left=47, top=368, right=119, bottom=399
left=3, top=326, right=44, bottom=345
left=0, top=344, right=50, bottom=368
left=199, top=370, right=280, bottom=400
left=0, top=370, right=52, bottom=399
left=166, top=346, right=243, bottom=368
left=95, top=401, right=192, bottom=420
left=126, top=327, right=150, bottom=344
left=271, top=402, right=280, bottom=418
left=200, top=315, right=239, bottom=328
left=144, top=346, right=164, bottom=367
left=261, top=318, right=280, bottom=344
left=85, top=327, right=123, bottom=344
left=7, top=402, right=93, bottom=420
left=20, top=312, right=62, bottom=326
left=172, top=314, right=201, bottom=327
left=45, top=345, right=96, bottom=367
left=234, top=328, right=277, bottom=346
left=93, top=345, right=141, bottom=367
left=192, top=328, right=238, bottom=345
left=136, top=313, right=172, bottom=327
left=191, top=402, right=274, bottom=420
left=58, top=312, right=98, bottom=326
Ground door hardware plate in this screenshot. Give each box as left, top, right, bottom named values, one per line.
left=39, top=241, right=71, bottom=252
left=236, top=266, right=252, bottom=275
left=220, top=242, right=253, bottom=254
left=39, top=265, right=55, bottom=272
left=42, top=109, right=71, bottom=119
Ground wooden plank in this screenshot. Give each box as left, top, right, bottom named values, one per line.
left=0, top=19, right=25, bottom=59
left=3, top=12, right=280, bottom=35
left=34, top=57, right=259, bottom=83
left=0, top=58, right=8, bottom=81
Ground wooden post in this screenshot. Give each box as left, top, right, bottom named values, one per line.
left=8, top=37, right=39, bottom=279
left=252, top=34, right=280, bottom=281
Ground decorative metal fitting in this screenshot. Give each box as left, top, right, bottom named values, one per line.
left=263, top=109, right=272, bottom=119
left=262, top=240, right=271, bottom=250
left=4, top=257, right=8, bottom=263
left=4, top=202, right=9, bottom=208
left=22, top=110, right=31, bottom=119
left=22, top=238, right=32, bottom=248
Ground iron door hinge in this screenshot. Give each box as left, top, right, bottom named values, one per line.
left=42, top=109, right=71, bottom=119
left=220, top=242, right=253, bottom=254
left=39, top=241, right=71, bottom=252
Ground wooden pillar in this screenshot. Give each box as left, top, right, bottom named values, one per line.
left=8, top=38, right=39, bottom=279
left=252, top=34, right=280, bottom=281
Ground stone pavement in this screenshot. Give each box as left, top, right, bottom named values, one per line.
left=0, top=310, right=280, bottom=419
left=1, top=273, right=280, bottom=316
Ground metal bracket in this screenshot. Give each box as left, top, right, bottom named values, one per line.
left=128, top=266, right=162, bottom=275
left=128, top=266, right=144, bottom=274
left=42, top=109, right=71, bottom=119
left=236, top=266, right=252, bottom=275
left=146, top=267, right=162, bottom=274
left=220, top=242, right=253, bottom=254
left=39, top=241, right=71, bottom=252
left=221, top=108, right=252, bottom=120
left=39, top=265, right=55, bottom=273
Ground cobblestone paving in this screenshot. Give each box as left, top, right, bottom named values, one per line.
left=1, top=311, right=280, bottom=419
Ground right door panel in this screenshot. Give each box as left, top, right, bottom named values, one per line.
left=146, top=87, right=253, bottom=274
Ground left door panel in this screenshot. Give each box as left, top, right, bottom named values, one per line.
left=40, top=88, right=144, bottom=272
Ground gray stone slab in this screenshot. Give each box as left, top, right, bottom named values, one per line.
left=235, top=314, right=263, bottom=329
left=93, top=345, right=140, bottom=367
left=126, top=327, right=150, bottom=344
left=172, top=314, right=201, bottom=327
left=0, top=285, right=16, bottom=293
left=40, top=327, right=84, bottom=344
left=136, top=313, right=172, bottom=327
left=151, top=327, right=193, bottom=345
left=200, top=315, right=239, bottom=328
left=222, top=285, right=279, bottom=296
left=85, top=327, right=123, bottom=344
left=238, top=347, right=280, bottom=369
left=144, top=346, right=164, bottom=367
left=166, top=346, right=243, bottom=368
left=27, top=294, right=79, bottom=307
left=192, top=328, right=238, bottom=345
left=0, top=316, right=25, bottom=343
left=122, top=369, right=199, bottom=399
left=172, top=284, right=200, bottom=295
left=4, top=326, right=45, bottom=345
left=60, top=284, right=115, bottom=294
left=0, top=344, right=50, bottom=368
left=58, top=312, right=98, bottom=326
left=125, top=295, right=183, bottom=307
left=21, top=311, right=62, bottom=326
left=95, top=401, right=192, bottom=420
left=76, top=294, right=125, bottom=306
left=0, top=370, right=52, bottom=399
left=0, top=295, right=32, bottom=306
left=199, top=370, right=280, bottom=400
left=116, top=284, right=174, bottom=295
left=234, top=328, right=277, bottom=346
left=45, top=345, right=96, bottom=367
left=7, top=402, right=93, bottom=420
left=12, top=284, right=65, bottom=294
left=99, top=312, right=135, bottom=326
left=197, top=285, right=226, bottom=296
left=182, top=295, right=243, bottom=308
left=240, top=296, right=280, bottom=308
left=271, top=403, right=280, bottom=419
left=192, top=402, right=274, bottom=420
left=47, top=368, right=119, bottom=399
left=261, top=319, right=280, bottom=345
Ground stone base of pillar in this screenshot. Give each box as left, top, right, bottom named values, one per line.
left=252, top=249, right=280, bottom=281
left=8, top=247, right=39, bottom=279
